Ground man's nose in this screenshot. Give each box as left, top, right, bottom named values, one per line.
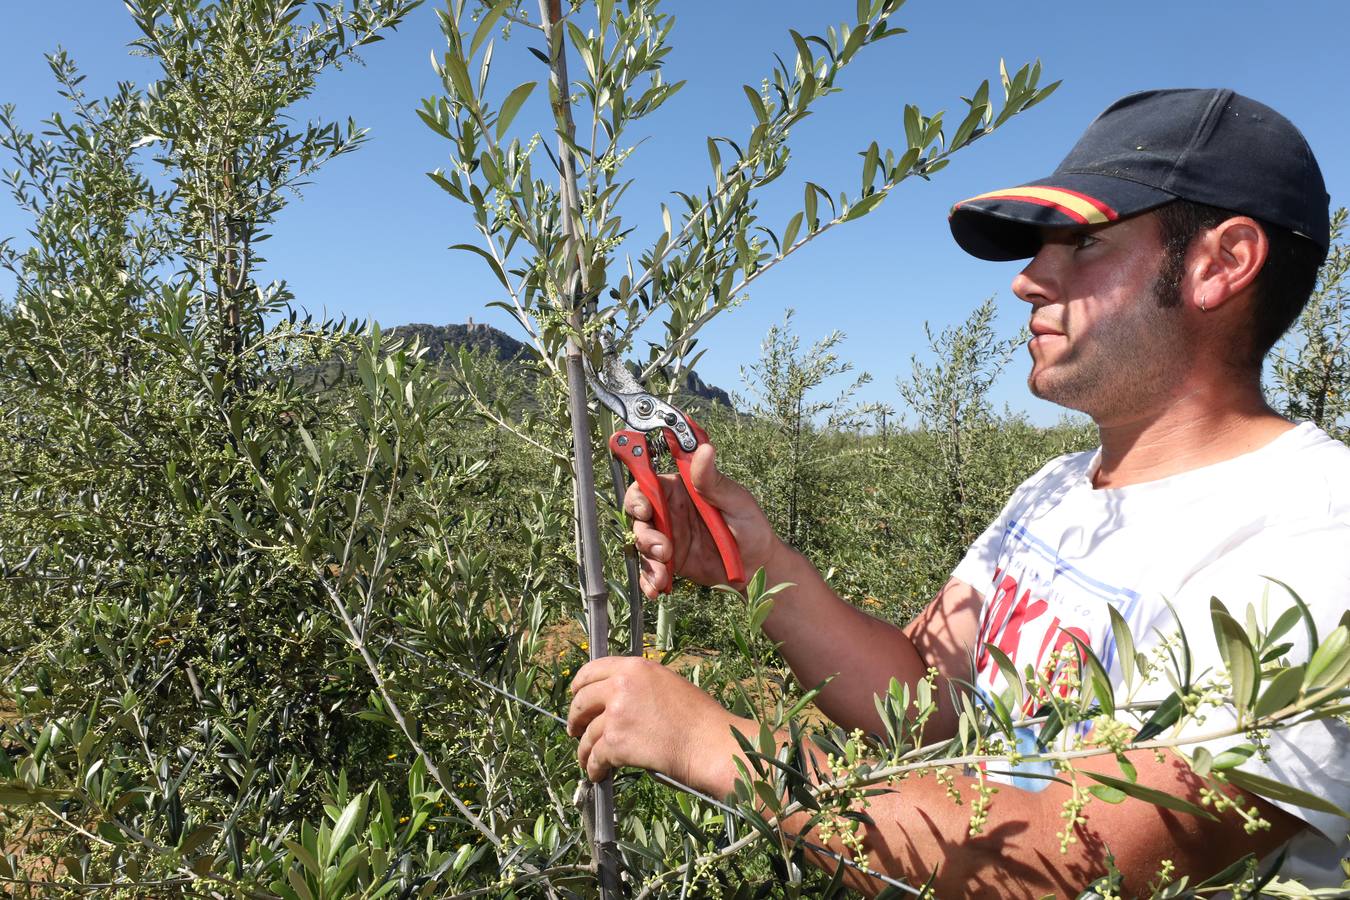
left=1012, top=248, right=1057, bottom=306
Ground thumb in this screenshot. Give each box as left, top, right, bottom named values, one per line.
left=689, top=443, right=740, bottom=508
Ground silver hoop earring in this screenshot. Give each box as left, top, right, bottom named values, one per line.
left=1200, top=294, right=1209, bottom=312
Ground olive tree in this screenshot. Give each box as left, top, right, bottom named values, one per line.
left=1270, top=206, right=1350, bottom=439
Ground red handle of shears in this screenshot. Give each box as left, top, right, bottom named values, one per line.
left=608, top=421, right=746, bottom=591
left=662, top=418, right=746, bottom=586
left=609, top=430, right=673, bottom=542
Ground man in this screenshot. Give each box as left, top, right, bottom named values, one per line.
left=567, top=89, right=1350, bottom=896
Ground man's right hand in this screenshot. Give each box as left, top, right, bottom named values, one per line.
left=624, top=443, right=785, bottom=597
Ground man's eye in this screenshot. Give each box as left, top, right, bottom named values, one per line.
left=1074, top=234, right=1099, bottom=250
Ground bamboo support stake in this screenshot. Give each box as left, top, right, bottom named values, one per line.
left=539, top=0, right=621, bottom=894
left=610, top=454, right=645, bottom=655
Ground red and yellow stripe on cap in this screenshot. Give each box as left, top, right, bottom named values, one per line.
left=953, top=186, right=1119, bottom=225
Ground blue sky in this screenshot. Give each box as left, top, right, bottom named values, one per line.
left=2, top=1, right=1347, bottom=425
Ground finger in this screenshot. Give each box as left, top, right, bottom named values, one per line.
left=689, top=443, right=737, bottom=508
left=566, top=681, right=607, bottom=739
left=632, top=520, right=669, bottom=562
left=569, top=655, right=629, bottom=693
left=575, top=713, right=603, bottom=778
left=583, top=732, right=612, bottom=783
left=623, top=480, right=653, bottom=521
left=639, top=554, right=671, bottom=596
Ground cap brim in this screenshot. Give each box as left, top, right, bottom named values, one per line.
left=949, top=173, right=1176, bottom=261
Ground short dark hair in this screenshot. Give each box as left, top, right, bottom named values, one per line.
left=1152, top=200, right=1325, bottom=368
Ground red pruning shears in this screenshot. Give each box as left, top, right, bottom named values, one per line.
left=586, top=353, right=745, bottom=591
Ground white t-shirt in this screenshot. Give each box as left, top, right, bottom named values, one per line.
left=951, top=422, right=1350, bottom=888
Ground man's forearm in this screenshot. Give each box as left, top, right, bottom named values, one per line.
left=758, top=546, right=941, bottom=736
left=683, top=726, right=1293, bottom=900
left=684, top=713, right=1022, bottom=897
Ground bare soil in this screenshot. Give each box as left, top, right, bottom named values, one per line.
left=0, top=700, right=61, bottom=890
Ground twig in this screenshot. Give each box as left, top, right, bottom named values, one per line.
left=640, top=145, right=999, bottom=382
left=318, top=574, right=504, bottom=849
left=0, top=875, right=200, bottom=894
left=442, top=366, right=569, bottom=463
left=382, top=636, right=921, bottom=894
left=441, top=863, right=595, bottom=899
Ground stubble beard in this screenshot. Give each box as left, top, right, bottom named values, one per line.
left=1026, top=277, right=1189, bottom=421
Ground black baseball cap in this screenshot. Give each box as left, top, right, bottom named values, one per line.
left=949, top=88, right=1330, bottom=261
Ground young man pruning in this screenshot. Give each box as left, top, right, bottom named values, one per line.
left=567, top=89, right=1350, bottom=896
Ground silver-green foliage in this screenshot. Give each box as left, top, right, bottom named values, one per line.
left=0, top=2, right=572, bottom=896
left=734, top=308, right=884, bottom=552
left=423, top=0, right=1059, bottom=380
left=1270, top=207, right=1350, bottom=440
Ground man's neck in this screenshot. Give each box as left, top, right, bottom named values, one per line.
left=1092, top=383, right=1294, bottom=489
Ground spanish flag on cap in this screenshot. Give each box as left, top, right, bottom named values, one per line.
left=958, top=186, right=1118, bottom=226
left=948, top=173, right=1171, bottom=261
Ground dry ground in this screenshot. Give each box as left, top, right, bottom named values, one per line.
left=0, top=699, right=63, bottom=893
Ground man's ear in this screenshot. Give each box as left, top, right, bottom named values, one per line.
left=1187, top=216, right=1268, bottom=312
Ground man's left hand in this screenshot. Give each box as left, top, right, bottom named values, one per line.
left=567, top=656, right=742, bottom=789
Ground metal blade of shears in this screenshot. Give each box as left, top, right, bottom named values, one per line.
left=582, top=344, right=698, bottom=452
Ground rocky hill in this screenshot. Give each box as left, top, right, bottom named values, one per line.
left=385, top=320, right=734, bottom=409
left=388, top=321, right=531, bottom=366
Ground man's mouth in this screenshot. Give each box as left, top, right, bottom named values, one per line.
left=1029, top=320, right=1064, bottom=338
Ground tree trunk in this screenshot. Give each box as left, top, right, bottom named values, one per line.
left=540, top=1, right=620, bottom=894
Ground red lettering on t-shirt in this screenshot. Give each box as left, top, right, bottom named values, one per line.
left=974, top=572, right=1019, bottom=674
left=976, top=576, right=1048, bottom=679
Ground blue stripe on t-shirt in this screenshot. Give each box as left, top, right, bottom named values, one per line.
left=997, top=518, right=1144, bottom=680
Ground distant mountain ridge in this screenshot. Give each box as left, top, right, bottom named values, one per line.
left=389, top=321, right=531, bottom=366
left=386, top=320, right=735, bottom=409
